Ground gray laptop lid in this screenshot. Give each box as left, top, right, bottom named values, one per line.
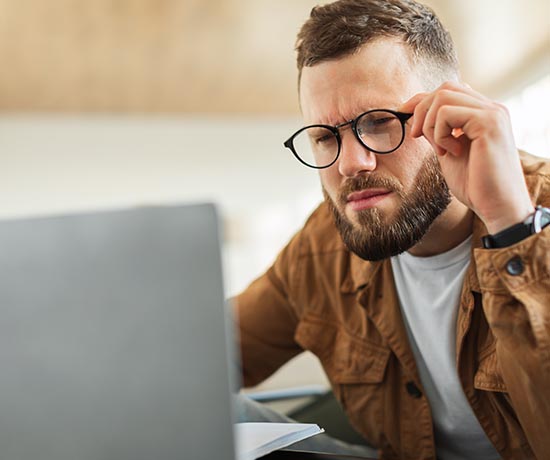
left=0, top=203, right=236, bottom=460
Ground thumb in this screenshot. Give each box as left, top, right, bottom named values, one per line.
left=398, top=92, right=428, bottom=113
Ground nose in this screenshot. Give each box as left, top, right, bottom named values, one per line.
left=337, top=131, right=377, bottom=177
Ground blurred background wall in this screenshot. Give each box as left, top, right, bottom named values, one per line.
left=0, top=0, right=548, bottom=389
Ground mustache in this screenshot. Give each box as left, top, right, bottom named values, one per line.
left=337, top=174, right=404, bottom=204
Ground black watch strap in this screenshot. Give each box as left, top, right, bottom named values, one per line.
left=482, top=206, right=550, bottom=249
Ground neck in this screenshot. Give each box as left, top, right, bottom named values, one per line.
left=408, top=198, right=473, bottom=257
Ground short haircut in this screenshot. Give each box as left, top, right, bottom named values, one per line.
left=296, top=0, right=459, bottom=86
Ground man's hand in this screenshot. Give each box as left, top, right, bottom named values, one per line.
left=400, top=82, right=534, bottom=234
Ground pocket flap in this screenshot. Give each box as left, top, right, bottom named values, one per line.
left=295, top=316, right=390, bottom=384
left=474, top=346, right=507, bottom=392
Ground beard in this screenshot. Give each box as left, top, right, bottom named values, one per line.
left=324, top=154, right=451, bottom=261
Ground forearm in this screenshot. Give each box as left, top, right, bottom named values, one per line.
left=476, top=228, right=550, bottom=367
left=234, top=267, right=303, bottom=388
left=475, top=227, right=550, bottom=455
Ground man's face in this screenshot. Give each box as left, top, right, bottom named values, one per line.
left=299, top=39, right=451, bottom=261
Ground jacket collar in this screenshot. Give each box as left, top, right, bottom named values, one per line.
left=342, top=253, right=382, bottom=293
left=466, top=213, right=488, bottom=293
left=342, top=211, right=489, bottom=294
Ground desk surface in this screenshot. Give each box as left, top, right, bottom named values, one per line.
left=263, top=449, right=376, bottom=460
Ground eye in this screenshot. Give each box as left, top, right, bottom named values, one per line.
left=358, top=113, right=399, bottom=135
left=363, top=116, right=395, bottom=130
left=316, top=133, right=334, bottom=144
left=307, top=127, right=336, bottom=145
left=371, top=116, right=394, bottom=126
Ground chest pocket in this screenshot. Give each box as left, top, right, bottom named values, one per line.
left=474, top=344, right=507, bottom=392
left=295, top=315, right=390, bottom=444
left=295, top=315, right=390, bottom=382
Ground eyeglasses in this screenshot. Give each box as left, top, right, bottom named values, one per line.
left=283, top=109, right=413, bottom=169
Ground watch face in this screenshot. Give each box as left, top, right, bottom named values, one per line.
left=534, top=206, right=550, bottom=232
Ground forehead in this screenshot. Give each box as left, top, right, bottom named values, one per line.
left=299, top=39, right=427, bottom=125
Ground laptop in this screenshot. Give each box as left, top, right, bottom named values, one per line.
left=0, top=203, right=237, bottom=460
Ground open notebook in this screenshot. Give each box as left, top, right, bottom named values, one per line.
left=236, top=423, right=324, bottom=460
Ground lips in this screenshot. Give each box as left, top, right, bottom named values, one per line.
left=347, top=188, right=392, bottom=202
left=345, top=188, right=392, bottom=211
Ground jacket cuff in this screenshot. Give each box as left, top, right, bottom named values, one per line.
left=474, top=226, right=550, bottom=293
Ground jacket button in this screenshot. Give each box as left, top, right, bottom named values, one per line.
left=405, top=381, right=422, bottom=399
left=506, top=256, right=524, bottom=276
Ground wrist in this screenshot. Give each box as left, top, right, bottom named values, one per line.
left=483, top=204, right=535, bottom=235
left=482, top=205, right=550, bottom=249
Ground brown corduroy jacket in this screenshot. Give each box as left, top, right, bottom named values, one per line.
left=235, top=152, right=550, bottom=460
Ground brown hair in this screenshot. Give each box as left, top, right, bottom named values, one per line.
left=296, top=0, right=458, bottom=84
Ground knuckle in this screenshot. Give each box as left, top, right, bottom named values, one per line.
left=489, top=105, right=508, bottom=124
left=495, top=102, right=510, bottom=116
left=432, top=92, right=444, bottom=106
left=438, top=103, right=452, bottom=114
left=439, top=81, right=458, bottom=91
left=433, top=89, right=456, bottom=107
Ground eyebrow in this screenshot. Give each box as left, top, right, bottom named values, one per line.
left=309, top=107, right=401, bottom=127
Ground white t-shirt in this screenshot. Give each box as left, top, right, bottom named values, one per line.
left=390, top=236, right=501, bottom=460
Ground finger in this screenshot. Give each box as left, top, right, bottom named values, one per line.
left=398, top=92, right=429, bottom=114
left=399, top=93, right=433, bottom=139
left=434, top=80, right=491, bottom=103
left=406, top=81, right=492, bottom=140
left=457, top=81, right=492, bottom=102
left=435, top=128, right=470, bottom=157
left=422, top=90, right=488, bottom=145
left=412, top=81, right=491, bottom=136
left=409, top=93, right=436, bottom=138
left=433, top=105, right=481, bottom=155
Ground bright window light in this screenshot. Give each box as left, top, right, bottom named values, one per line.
left=504, top=75, right=550, bottom=158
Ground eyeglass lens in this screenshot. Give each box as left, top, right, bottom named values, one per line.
left=291, top=110, right=406, bottom=168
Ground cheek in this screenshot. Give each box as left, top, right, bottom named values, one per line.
left=390, top=161, right=419, bottom=190
left=319, top=168, right=340, bottom=197
left=394, top=138, right=434, bottom=188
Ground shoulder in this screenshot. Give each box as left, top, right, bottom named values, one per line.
left=520, top=150, right=550, bottom=176
left=520, top=150, right=550, bottom=206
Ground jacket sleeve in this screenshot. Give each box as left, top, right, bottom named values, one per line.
left=232, top=231, right=304, bottom=388
left=474, top=222, right=550, bottom=458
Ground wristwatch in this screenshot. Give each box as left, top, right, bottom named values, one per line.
left=482, top=205, right=550, bottom=249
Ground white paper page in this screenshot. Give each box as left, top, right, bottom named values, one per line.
left=235, top=422, right=324, bottom=460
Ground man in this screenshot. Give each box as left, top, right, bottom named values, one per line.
left=235, top=1, right=550, bottom=459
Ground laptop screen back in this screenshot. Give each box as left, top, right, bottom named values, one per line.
left=0, top=204, right=236, bottom=460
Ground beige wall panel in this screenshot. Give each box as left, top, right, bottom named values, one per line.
left=0, top=0, right=309, bottom=113
left=0, top=0, right=548, bottom=113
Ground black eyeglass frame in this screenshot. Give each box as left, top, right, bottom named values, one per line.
left=283, top=109, right=413, bottom=169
